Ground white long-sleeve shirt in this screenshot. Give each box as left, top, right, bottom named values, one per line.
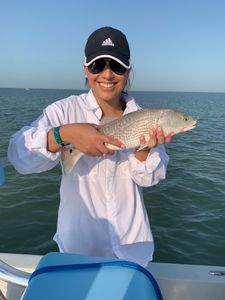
left=8, top=90, right=169, bottom=267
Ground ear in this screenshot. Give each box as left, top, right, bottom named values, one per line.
left=83, top=65, right=88, bottom=78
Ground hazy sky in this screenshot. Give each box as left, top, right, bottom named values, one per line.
left=1, top=0, right=225, bottom=92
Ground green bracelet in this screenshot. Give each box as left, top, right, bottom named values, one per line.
left=53, top=126, right=67, bottom=147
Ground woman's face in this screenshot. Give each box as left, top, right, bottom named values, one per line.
left=84, top=59, right=130, bottom=105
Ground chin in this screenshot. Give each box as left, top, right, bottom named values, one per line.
left=99, top=91, right=119, bottom=101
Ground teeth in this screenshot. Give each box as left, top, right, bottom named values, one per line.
left=99, top=82, right=115, bottom=88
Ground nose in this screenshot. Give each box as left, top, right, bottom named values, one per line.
left=101, top=66, right=115, bottom=79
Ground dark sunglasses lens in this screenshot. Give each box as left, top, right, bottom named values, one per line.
left=88, top=59, right=127, bottom=75
left=88, top=59, right=106, bottom=74
left=110, top=60, right=127, bottom=75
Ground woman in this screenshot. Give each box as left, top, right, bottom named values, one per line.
left=8, top=27, right=172, bottom=267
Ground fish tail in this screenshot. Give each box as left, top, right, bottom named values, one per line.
left=61, top=148, right=83, bottom=175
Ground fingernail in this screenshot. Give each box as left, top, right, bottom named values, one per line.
left=157, top=127, right=162, bottom=132
left=149, top=130, right=154, bottom=135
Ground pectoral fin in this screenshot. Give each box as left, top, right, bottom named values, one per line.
left=136, top=134, right=151, bottom=151
left=137, top=144, right=149, bottom=151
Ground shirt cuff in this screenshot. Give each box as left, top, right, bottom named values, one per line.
left=128, top=148, right=161, bottom=174
left=24, top=126, right=59, bottom=161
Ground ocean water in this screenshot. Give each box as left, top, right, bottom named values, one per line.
left=0, top=88, right=225, bottom=266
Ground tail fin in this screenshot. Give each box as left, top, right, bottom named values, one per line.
left=60, top=148, right=83, bottom=175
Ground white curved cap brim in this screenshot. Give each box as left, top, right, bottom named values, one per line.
left=84, top=55, right=131, bottom=69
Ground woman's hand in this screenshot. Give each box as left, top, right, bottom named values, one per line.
left=48, top=123, right=125, bottom=156
left=142, top=126, right=174, bottom=148
left=134, top=126, right=174, bottom=161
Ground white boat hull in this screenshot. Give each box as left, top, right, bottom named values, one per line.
left=0, top=253, right=225, bottom=300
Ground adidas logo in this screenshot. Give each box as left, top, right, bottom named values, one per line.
left=101, top=38, right=114, bottom=46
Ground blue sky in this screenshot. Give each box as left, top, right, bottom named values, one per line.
left=1, top=0, right=225, bottom=92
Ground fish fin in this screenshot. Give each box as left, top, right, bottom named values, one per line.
left=137, top=145, right=149, bottom=151
left=60, top=148, right=83, bottom=175
left=136, top=134, right=150, bottom=151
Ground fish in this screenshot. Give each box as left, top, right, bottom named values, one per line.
left=61, top=108, right=197, bottom=175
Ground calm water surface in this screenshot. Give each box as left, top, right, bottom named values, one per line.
left=0, top=88, right=225, bottom=266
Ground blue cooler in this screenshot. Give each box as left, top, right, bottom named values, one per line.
left=22, top=252, right=163, bottom=300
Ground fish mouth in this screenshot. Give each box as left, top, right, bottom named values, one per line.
left=182, top=120, right=197, bottom=132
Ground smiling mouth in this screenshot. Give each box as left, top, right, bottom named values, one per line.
left=99, top=82, right=116, bottom=89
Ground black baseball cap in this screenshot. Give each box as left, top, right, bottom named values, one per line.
left=84, top=27, right=131, bottom=69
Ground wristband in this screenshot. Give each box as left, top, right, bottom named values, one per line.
left=53, top=126, right=67, bottom=147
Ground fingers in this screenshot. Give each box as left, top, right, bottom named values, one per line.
left=149, top=129, right=157, bottom=147
left=154, top=127, right=175, bottom=145
left=140, top=127, right=174, bottom=150
left=89, top=134, right=125, bottom=157
left=155, top=127, right=165, bottom=144
left=103, top=135, right=125, bottom=149
left=165, top=131, right=175, bottom=142
left=143, top=128, right=161, bottom=148
left=139, top=135, right=145, bottom=145
left=95, top=140, right=112, bottom=156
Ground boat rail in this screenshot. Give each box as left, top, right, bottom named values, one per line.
left=0, top=259, right=30, bottom=287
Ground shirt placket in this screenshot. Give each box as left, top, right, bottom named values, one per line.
left=105, top=156, right=119, bottom=252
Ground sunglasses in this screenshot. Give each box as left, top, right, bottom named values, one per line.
left=87, top=58, right=128, bottom=75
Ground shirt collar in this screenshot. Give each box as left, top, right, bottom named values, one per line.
left=122, top=93, right=140, bottom=114
left=85, top=90, right=102, bottom=119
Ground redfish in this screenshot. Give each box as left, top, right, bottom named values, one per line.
left=61, top=108, right=197, bottom=174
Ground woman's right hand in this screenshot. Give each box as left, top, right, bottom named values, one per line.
left=48, top=123, right=125, bottom=156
